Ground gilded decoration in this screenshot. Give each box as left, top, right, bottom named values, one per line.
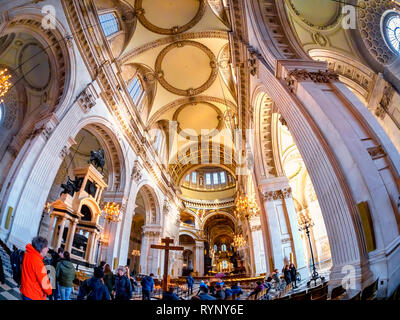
left=134, top=0, right=206, bottom=35
left=155, top=40, right=218, bottom=96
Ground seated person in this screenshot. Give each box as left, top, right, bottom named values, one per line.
left=162, top=287, right=179, bottom=301
left=198, top=286, right=216, bottom=300
left=249, top=281, right=264, bottom=298
left=231, top=282, right=243, bottom=295
left=213, top=284, right=226, bottom=300
left=197, top=280, right=208, bottom=294
left=224, top=285, right=233, bottom=299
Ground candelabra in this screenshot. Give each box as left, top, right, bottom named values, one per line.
left=298, top=211, right=325, bottom=287
left=232, top=233, right=246, bottom=249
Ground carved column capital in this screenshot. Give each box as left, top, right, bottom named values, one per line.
left=78, top=83, right=98, bottom=113
left=131, top=160, right=143, bottom=182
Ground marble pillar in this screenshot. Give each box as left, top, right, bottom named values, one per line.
left=195, top=240, right=204, bottom=276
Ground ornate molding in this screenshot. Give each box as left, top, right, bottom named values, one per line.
left=375, top=84, right=394, bottom=120
left=250, top=225, right=262, bottom=232
left=154, top=40, right=218, bottom=96
left=262, top=187, right=292, bottom=201
left=77, top=83, right=98, bottom=113
left=131, top=160, right=142, bottom=182
left=285, top=69, right=339, bottom=93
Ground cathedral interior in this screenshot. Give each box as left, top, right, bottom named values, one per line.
left=0, top=0, right=400, bottom=301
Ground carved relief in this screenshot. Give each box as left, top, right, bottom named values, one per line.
left=375, top=84, right=394, bottom=119
left=78, top=84, right=98, bottom=113
left=131, top=160, right=142, bottom=182
left=263, top=187, right=292, bottom=201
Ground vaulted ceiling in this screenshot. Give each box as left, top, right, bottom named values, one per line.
left=95, top=0, right=238, bottom=185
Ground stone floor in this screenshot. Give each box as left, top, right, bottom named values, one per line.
left=0, top=246, right=21, bottom=300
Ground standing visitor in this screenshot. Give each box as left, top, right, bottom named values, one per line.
left=0, top=255, right=5, bottom=285
left=10, top=245, right=24, bottom=287
left=186, top=272, right=194, bottom=295
left=141, top=273, right=154, bottom=300
left=114, top=266, right=133, bottom=300
left=56, top=251, right=75, bottom=300
left=289, top=263, right=297, bottom=288
left=103, top=264, right=115, bottom=299
left=49, top=247, right=64, bottom=300
left=284, top=265, right=292, bottom=285
left=77, top=268, right=110, bottom=300
left=20, top=236, right=52, bottom=300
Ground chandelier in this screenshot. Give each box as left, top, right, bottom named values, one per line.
left=0, top=68, right=11, bottom=101
left=234, top=193, right=259, bottom=219
left=102, top=201, right=122, bottom=223
left=232, top=233, right=247, bottom=249
left=131, top=249, right=140, bottom=257
left=297, top=210, right=314, bottom=232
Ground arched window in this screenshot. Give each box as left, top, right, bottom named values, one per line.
left=99, top=12, right=120, bottom=37
left=191, top=171, right=197, bottom=184
left=213, top=172, right=219, bottom=185
left=185, top=174, right=190, bottom=182
left=127, top=76, right=144, bottom=106
left=383, top=12, right=400, bottom=54
left=205, top=173, right=211, bottom=185
left=220, top=171, right=226, bottom=184
left=221, top=244, right=227, bottom=252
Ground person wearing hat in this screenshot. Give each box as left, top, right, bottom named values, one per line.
left=77, top=267, right=110, bottom=300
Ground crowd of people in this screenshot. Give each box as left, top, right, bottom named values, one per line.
left=4, top=236, right=300, bottom=301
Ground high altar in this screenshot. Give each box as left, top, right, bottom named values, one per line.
left=46, top=164, right=107, bottom=267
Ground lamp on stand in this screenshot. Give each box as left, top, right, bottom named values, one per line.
left=298, top=211, right=325, bottom=287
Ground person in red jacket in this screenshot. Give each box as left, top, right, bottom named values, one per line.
left=20, top=236, right=52, bottom=300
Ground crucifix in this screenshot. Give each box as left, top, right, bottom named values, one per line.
left=151, top=237, right=184, bottom=292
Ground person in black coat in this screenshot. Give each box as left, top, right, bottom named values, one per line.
left=114, top=266, right=133, bottom=300
left=283, top=265, right=292, bottom=285
left=0, top=255, right=5, bottom=285
left=77, top=268, right=110, bottom=301
left=289, top=263, right=297, bottom=288
left=162, top=287, right=179, bottom=300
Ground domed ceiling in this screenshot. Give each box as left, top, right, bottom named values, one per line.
left=112, top=0, right=238, bottom=186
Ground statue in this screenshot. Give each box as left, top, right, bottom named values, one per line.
left=88, top=149, right=105, bottom=173
left=60, top=176, right=80, bottom=196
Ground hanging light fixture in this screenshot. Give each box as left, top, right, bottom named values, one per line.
left=0, top=68, right=11, bottom=101
left=234, top=192, right=259, bottom=219
left=232, top=233, right=246, bottom=248
left=102, top=200, right=122, bottom=223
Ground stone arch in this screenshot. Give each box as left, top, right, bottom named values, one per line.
left=70, top=116, right=128, bottom=193
left=201, top=210, right=236, bottom=230
left=137, top=184, right=161, bottom=225
left=179, top=229, right=201, bottom=241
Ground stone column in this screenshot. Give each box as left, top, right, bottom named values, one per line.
left=85, top=232, right=94, bottom=262
left=55, top=217, right=66, bottom=250
left=259, top=181, right=306, bottom=278
left=249, top=216, right=267, bottom=275
left=65, top=219, right=78, bottom=253
left=47, top=214, right=56, bottom=244
left=195, top=240, right=204, bottom=276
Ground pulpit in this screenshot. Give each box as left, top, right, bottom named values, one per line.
left=47, top=164, right=108, bottom=267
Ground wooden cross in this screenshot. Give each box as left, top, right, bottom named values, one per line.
left=151, top=237, right=184, bottom=292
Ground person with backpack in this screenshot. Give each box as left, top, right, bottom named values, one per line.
left=56, top=251, right=75, bottom=300
left=10, top=245, right=24, bottom=287
left=114, top=266, right=132, bottom=300
left=77, top=268, right=110, bottom=301
left=141, top=273, right=154, bottom=300
left=20, top=236, right=52, bottom=300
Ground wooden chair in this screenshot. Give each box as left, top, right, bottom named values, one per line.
left=330, top=286, right=346, bottom=300
left=310, top=285, right=328, bottom=300
left=361, top=279, right=379, bottom=300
